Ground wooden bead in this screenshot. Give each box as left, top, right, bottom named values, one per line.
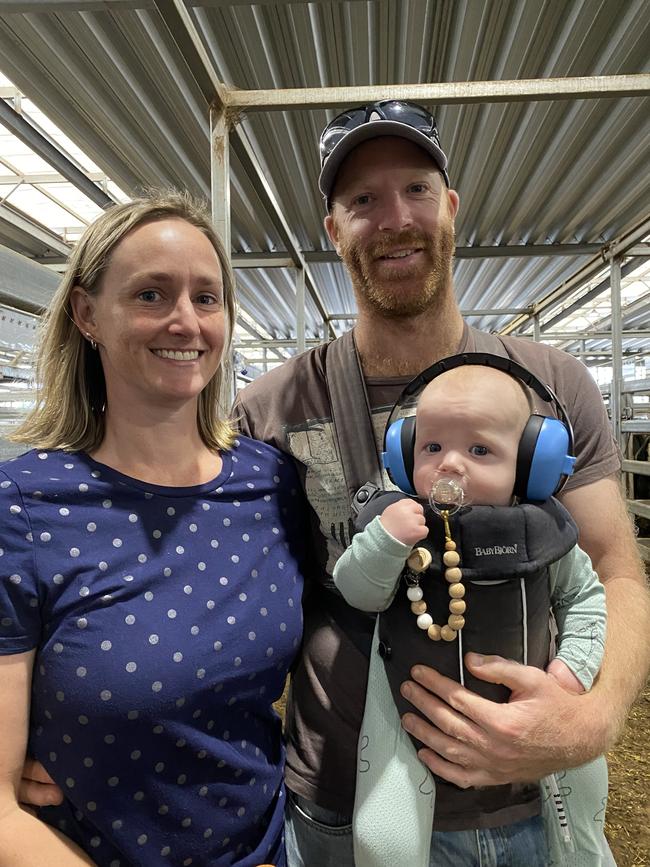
left=407, top=585, right=424, bottom=602
left=449, top=599, right=466, bottom=615
left=444, top=540, right=457, bottom=550
left=448, top=582, right=465, bottom=598
left=407, top=547, right=432, bottom=573
left=443, top=551, right=460, bottom=567
left=448, top=614, right=465, bottom=630
left=441, top=625, right=457, bottom=641
left=445, top=567, right=462, bottom=583
left=427, top=623, right=442, bottom=641
left=411, top=600, right=427, bottom=615
left=416, top=612, right=433, bottom=630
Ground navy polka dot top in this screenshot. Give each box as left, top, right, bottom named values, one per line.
left=0, top=437, right=304, bottom=866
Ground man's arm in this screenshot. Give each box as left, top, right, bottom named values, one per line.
left=399, top=475, right=650, bottom=788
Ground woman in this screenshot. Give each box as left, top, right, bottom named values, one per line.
left=0, top=192, right=303, bottom=867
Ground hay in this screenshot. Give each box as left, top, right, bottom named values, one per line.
left=606, top=679, right=650, bottom=866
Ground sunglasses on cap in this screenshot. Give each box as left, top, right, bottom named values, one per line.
left=318, top=100, right=450, bottom=204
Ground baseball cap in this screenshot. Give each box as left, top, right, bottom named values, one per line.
left=318, top=100, right=449, bottom=208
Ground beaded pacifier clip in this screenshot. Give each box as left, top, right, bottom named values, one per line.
left=404, top=479, right=466, bottom=642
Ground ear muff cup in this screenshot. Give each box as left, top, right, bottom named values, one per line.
left=515, top=415, right=574, bottom=501
left=382, top=416, right=416, bottom=494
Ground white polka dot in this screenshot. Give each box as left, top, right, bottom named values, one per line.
left=167, top=609, right=177, bottom=619
left=196, top=668, right=205, bottom=679
left=149, top=634, right=159, bottom=645
left=190, top=626, right=199, bottom=636
left=112, top=538, right=122, bottom=548
left=87, top=522, right=96, bottom=532
left=9, top=574, right=21, bottom=585
left=152, top=682, right=162, bottom=692
left=202, top=503, right=210, bottom=511
left=183, top=585, right=192, bottom=595
left=248, top=632, right=256, bottom=640
left=137, top=834, right=147, bottom=845
left=129, top=514, right=138, bottom=523
left=213, top=641, right=222, bottom=652
left=100, top=690, right=112, bottom=701
left=198, top=561, right=206, bottom=571
left=59, top=507, right=70, bottom=516
left=102, top=499, right=112, bottom=509
left=126, top=662, right=137, bottom=672
left=260, top=607, right=268, bottom=616
left=173, top=652, right=183, bottom=662
left=167, top=507, right=175, bottom=516
left=176, top=546, right=184, bottom=554
left=211, top=539, right=218, bottom=548
left=206, top=600, right=215, bottom=610
left=125, top=614, right=136, bottom=625
left=131, top=750, right=141, bottom=760
left=223, top=518, right=231, bottom=527
left=219, top=576, right=228, bottom=586
left=123, top=574, right=134, bottom=582
left=79, top=483, right=88, bottom=492
left=77, top=617, right=88, bottom=629
left=138, top=553, right=147, bottom=563
left=145, top=591, right=154, bottom=601
left=163, top=567, right=171, bottom=576
left=77, top=666, right=87, bottom=677
left=38, top=453, right=48, bottom=460
left=266, top=647, right=274, bottom=657
left=242, top=533, right=250, bottom=542
left=70, top=547, right=80, bottom=557
left=231, top=554, right=240, bottom=564
left=227, top=616, right=236, bottom=625
left=189, top=523, right=197, bottom=533
left=101, top=640, right=112, bottom=651
left=79, top=586, right=90, bottom=596
left=91, top=471, right=101, bottom=479
left=53, top=642, right=63, bottom=653
left=98, top=561, right=108, bottom=571
left=40, top=531, right=51, bottom=542
left=153, top=529, right=162, bottom=539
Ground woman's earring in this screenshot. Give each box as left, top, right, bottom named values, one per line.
left=85, top=332, right=97, bottom=351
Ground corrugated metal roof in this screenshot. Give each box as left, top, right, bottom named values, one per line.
left=0, top=0, right=647, bottom=349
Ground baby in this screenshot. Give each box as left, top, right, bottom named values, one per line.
left=334, top=364, right=608, bottom=867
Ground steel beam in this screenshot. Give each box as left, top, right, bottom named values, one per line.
left=500, top=216, right=650, bottom=335
left=0, top=98, right=114, bottom=210
left=303, top=244, right=603, bottom=263
left=226, top=74, right=650, bottom=112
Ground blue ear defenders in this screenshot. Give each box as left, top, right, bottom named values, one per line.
left=381, top=353, right=576, bottom=503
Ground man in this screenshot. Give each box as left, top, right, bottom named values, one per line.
left=234, top=101, right=649, bottom=865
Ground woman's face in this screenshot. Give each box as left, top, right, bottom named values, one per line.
left=75, top=218, right=226, bottom=413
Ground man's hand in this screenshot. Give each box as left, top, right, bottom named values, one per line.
left=380, top=499, right=427, bottom=547
left=400, top=653, right=613, bottom=790
left=18, top=758, right=63, bottom=808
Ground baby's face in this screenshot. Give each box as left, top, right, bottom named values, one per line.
left=412, top=369, right=528, bottom=506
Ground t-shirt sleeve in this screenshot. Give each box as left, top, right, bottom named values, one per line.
left=551, top=352, right=620, bottom=491
left=0, top=471, right=41, bottom=654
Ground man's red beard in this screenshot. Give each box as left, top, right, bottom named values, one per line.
left=338, top=221, right=456, bottom=318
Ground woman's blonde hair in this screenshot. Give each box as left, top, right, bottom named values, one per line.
left=12, top=190, right=237, bottom=453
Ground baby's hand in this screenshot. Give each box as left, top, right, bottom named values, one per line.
left=380, top=499, right=428, bottom=547
left=546, top=658, right=585, bottom=694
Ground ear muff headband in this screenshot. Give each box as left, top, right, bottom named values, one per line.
left=381, top=352, right=576, bottom=501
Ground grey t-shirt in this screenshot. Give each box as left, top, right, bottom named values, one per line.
left=233, top=323, right=620, bottom=818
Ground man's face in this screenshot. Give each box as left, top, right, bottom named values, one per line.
left=324, top=137, right=459, bottom=317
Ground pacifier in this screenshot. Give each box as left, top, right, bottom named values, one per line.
left=428, top=478, right=467, bottom=517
